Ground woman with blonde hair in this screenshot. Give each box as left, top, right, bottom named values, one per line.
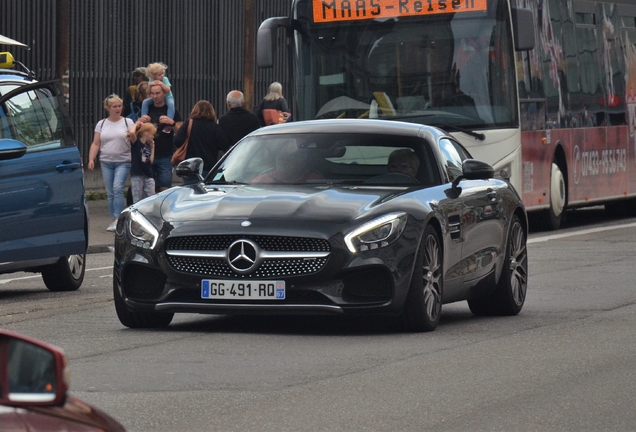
left=87, top=94, right=134, bottom=231
left=255, top=81, right=291, bottom=126
left=173, top=100, right=230, bottom=183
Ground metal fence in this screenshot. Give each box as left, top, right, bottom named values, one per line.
left=0, top=0, right=291, bottom=162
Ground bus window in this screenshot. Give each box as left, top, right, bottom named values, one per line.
left=294, top=0, right=517, bottom=131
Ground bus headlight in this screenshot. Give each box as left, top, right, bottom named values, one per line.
left=495, top=163, right=512, bottom=181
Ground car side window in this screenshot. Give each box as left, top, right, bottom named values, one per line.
left=0, top=85, right=65, bottom=150
left=438, top=138, right=467, bottom=182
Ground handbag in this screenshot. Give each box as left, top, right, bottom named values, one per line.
left=171, top=119, right=193, bottom=166
left=262, top=108, right=286, bottom=126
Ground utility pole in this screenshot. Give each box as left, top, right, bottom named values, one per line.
left=244, top=0, right=256, bottom=111
left=56, top=0, right=70, bottom=104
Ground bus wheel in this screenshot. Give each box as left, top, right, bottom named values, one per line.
left=535, top=162, right=566, bottom=231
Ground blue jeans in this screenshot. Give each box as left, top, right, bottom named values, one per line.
left=101, top=161, right=131, bottom=219
left=152, top=156, right=173, bottom=189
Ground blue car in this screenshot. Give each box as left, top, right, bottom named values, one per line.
left=0, top=51, right=87, bottom=291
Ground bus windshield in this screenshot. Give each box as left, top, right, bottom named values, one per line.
left=293, top=0, right=517, bottom=130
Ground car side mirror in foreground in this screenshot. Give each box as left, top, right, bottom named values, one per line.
left=175, top=157, right=204, bottom=182
left=0, top=330, right=68, bottom=407
left=451, top=159, right=495, bottom=189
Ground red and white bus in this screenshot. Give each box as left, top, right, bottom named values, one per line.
left=257, top=0, right=636, bottom=230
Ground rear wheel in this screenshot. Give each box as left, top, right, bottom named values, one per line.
left=113, top=270, right=173, bottom=328
left=42, top=254, right=85, bottom=292
left=468, top=214, right=528, bottom=316
left=402, top=225, right=443, bottom=332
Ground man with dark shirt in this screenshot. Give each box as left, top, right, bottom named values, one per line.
left=136, top=80, right=183, bottom=191
left=218, top=90, right=260, bottom=146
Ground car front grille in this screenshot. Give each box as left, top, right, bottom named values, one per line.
left=165, top=235, right=331, bottom=278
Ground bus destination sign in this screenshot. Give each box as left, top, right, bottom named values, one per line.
left=313, top=0, right=487, bottom=23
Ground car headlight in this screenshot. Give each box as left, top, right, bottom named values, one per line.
left=344, top=212, right=407, bottom=253
left=128, top=209, right=159, bottom=250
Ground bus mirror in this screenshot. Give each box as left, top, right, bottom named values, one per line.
left=512, top=8, right=535, bottom=51
left=257, top=17, right=289, bottom=68
left=0, top=52, right=15, bottom=69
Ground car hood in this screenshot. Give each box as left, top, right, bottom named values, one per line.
left=157, top=184, right=410, bottom=224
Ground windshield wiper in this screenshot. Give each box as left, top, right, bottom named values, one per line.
left=438, top=124, right=485, bottom=141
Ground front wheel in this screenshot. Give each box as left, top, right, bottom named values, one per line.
left=42, top=254, right=86, bottom=292
left=113, top=271, right=174, bottom=328
left=402, top=225, right=443, bottom=332
left=468, top=214, right=528, bottom=316
left=535, top=162, right=566, bottom=231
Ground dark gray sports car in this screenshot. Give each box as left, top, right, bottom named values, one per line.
left=113, top=119, right=527, bottom=332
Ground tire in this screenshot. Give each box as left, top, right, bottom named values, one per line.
left=113, top=271, right=173, bottom=328
left=42, top=254, right=86, bottom=292
left=535, top=162, right=566, bottom=231
left=468, top=214, right=528, bottom=316
left=402, top=225, right=443, bottom=332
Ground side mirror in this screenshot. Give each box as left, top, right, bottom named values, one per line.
left=175, top=157, right=204, bottom=181
left=452, top=159, right=494, bottom=189
left=257, top=17, right=289, bottom=68
left=512, top=8, right=535, bottom=51
left=463, top=159, right=495, bottom=180
left=0, top=330, right=68, bottom=407
left=0, top=139, right=28, bottom=161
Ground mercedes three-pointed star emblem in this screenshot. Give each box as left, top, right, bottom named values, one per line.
left=227, top=239, right=260, bottom=274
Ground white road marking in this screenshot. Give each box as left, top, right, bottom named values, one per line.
left=0, top=266, right=113, bottom=284
left=529, top=222, right=636, bottom=244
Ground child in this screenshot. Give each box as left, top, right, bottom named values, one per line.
left=141, top=62, right=175, bottom=133
left=127, top=122, right=157, bottom=203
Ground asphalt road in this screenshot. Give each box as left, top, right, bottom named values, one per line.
left=1, top=209, right=636, bottom=431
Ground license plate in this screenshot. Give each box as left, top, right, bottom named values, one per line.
left=201, top=280, right=286, bottom=300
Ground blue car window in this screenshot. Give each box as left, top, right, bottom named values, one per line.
left=1, top=87, right=63, bottom=151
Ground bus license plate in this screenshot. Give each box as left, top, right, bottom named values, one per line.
left=201, top=280, right=285, bottom=300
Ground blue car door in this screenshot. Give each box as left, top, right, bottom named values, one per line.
left=0, top=80, right=87, bottom=263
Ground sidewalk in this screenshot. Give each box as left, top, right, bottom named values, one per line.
left=87, top=199, right=117, bottom=254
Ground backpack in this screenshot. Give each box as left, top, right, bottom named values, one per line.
left=127, top=103, right=141, bottom=121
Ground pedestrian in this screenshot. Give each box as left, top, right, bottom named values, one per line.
left=174, top=100, right=230, bottom=184
left=122, top=67, right=149, bottom=118
left=254, top=82, right=291, bottom=126
left=218, top=90, right=260, bottom=146
left=141, top=62, right=175, bottom=133
left=133, top=80, right=183, bottom=192
left=127, top=80, right=148, bottom=122
left=127, top=122, right=157, bottom=203
left=87, top=94, right=134, bottom=231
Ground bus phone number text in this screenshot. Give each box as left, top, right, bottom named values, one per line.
left=313, top=0, right=488, bottom=23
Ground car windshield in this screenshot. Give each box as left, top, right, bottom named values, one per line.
left=208, top=133, right=440, bottom=186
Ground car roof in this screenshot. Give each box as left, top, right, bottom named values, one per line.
left=0, top=70, right=32, bottom=82
left=250, top=119, right=448, bottom=142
